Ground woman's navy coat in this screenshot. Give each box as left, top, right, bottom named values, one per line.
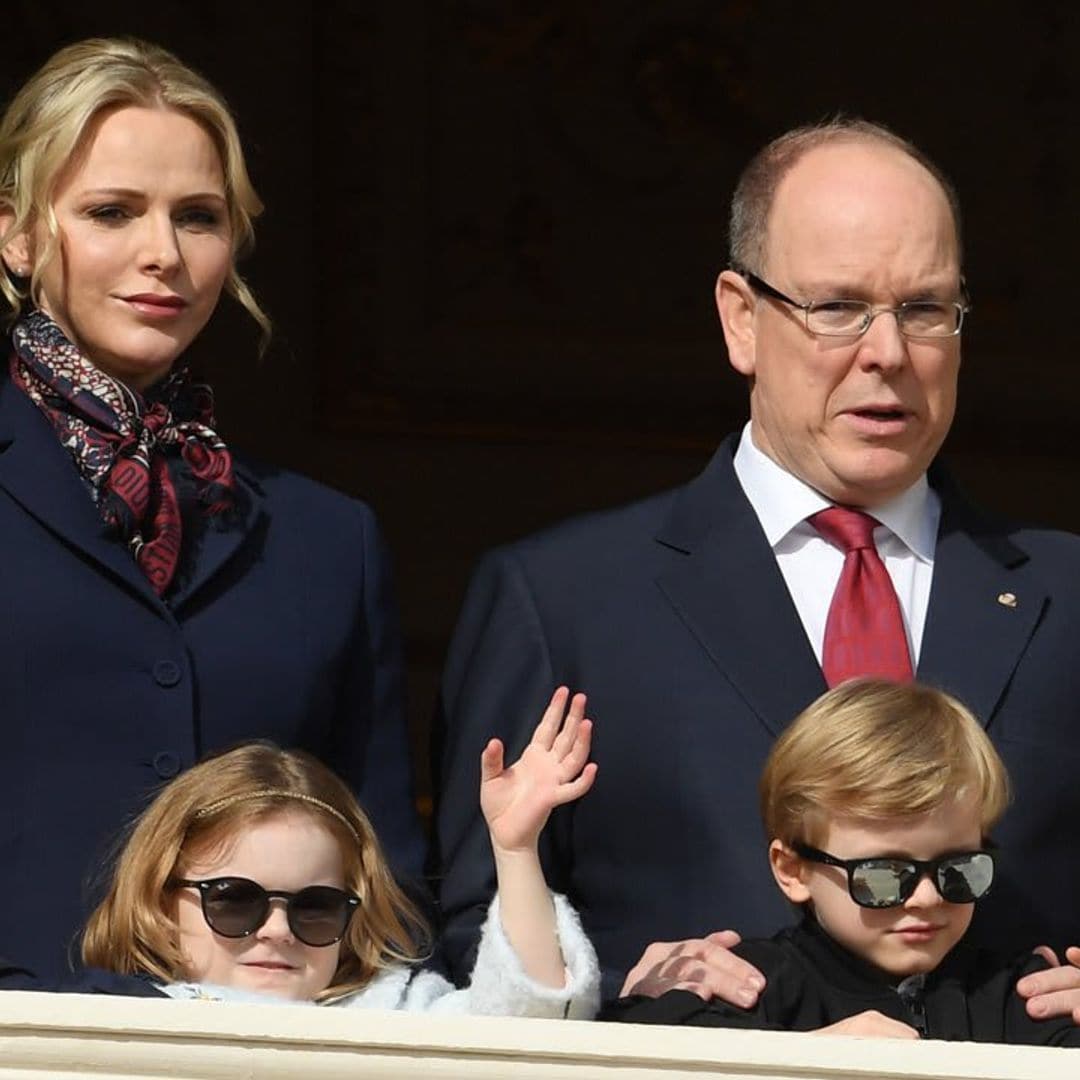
left=0, top=369, right=424, bottom=977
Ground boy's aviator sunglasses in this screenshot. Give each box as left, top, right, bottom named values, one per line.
left=170, top=877, right=361, bottom=946
left=792, top=843, right=995, bottom=909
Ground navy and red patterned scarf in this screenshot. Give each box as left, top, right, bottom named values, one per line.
left=9, top=310, right=235, bottom=596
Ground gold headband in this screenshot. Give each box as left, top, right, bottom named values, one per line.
left=194, top=789, right=362, bottom=844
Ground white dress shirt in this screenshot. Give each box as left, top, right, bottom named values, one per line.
left=732, top=423, right=940, bottom=666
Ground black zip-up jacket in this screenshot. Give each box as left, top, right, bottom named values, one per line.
left=603, top=919, right=1080, bottom=1046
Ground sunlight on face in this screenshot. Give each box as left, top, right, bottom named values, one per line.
left=33, top=105, right=232, bottom=389
left=741, top=141, right=961, bottom=508
left=801, top=798, right=982, bottom=977
left=174, top=811, right=347, bottom=1001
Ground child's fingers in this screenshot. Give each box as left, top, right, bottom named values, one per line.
left=558, top=717, right=593, bottom=778
left=551, top=692, right=587, bottom=758
left=479, top=738, right=505, bottom=782
left=554, top=761, right=598, bottom=804
left=531, top=686, right=570, bottom=750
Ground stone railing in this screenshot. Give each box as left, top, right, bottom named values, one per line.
left=0, top=989, right=1075, bottom=1079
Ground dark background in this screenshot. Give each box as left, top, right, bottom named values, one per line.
left=7, top=1, right=1080, bottom=810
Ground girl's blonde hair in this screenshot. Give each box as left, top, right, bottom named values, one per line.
left=82, top=742, right=427, bottom=1002
left=760, top=679, right=1010, bottom=847
left=0, top=36, right=269, bottom=343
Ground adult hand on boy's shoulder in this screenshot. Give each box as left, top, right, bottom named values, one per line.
left=1016, top=945, right=1080, bottom=1024
left=619, top=930, right=767, bottom=1006
left=813, top=1010, right=920, bottom=1039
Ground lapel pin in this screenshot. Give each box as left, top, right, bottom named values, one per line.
left=997, top=592, right=1017, bottom=608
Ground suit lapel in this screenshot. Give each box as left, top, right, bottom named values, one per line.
left=655, top=439, right=826, bottom=737
left=653, top=443, right=1045, bottom=734
left=168, top=466, right=265, bottom=610
left=0, top=376, right=166, bottom=611
left=0, top=373, right=265, bottom=614
left=917, top=482, right=1044, bottom=726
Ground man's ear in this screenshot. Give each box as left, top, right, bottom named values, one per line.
left=0, top=206, right=33, bottom=277
left=715, top=269, right=757, bottom=377
left=769, top=839, right=812, bottom=904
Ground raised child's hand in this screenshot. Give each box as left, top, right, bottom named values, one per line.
left=480, top=686, right=597, bottom=855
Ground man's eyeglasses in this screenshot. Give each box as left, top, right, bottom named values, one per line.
left=792, top=843, right=994, bottom=909
left=737, top=269, right=969, bottom=339
left=171, top=876, right=360, bottom=946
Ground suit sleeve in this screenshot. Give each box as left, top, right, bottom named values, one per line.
left=1000, top=952, right=1080, bottom=1047
left=601, top=943, right=799, bottom=1029
left=430, top=548, right=561, bottom=984
left=326, top=504, right=426, bottom=886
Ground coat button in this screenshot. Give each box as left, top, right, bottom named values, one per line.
left=152, top=660, right=182, bottom=687
left=152, top=751, right=181, bottom=779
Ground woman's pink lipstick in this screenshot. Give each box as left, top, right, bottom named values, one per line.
left=122, top=293, right=187, bottom=318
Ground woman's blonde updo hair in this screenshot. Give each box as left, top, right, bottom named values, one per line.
left=82, top=742, right=428, bottom=1003
left=0, top=36, right=270, bottom=342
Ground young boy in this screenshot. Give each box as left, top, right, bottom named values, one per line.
left=604, top=679, right=1080, bottom=1045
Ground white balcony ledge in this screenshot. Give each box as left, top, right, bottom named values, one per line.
left=0, top=989, right=1075, bottom=1079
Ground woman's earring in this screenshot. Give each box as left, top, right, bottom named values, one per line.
left=7, top=264, right=28, bottom=279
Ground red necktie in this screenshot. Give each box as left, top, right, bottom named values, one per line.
left=809, top=507, right=913, bottom=687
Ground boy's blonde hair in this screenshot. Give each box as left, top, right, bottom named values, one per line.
left=760, top=679, right=1009, bottom=846
left=82, top=742, right=427, bottom=1002
left=0, top=36, right=269, bottom=343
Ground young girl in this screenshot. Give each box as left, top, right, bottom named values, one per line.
left=78, top=687, right=599, bottom=1015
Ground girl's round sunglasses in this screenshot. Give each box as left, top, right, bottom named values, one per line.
left=171, top=876, right=360, bottom=946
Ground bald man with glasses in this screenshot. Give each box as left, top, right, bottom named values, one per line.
left=431, top=119, right=1080, bottom=1027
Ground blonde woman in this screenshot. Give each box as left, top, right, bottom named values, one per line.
left=0, top=37, right=422, bottom=978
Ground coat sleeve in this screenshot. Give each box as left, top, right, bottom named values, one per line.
left=0, top=958, right=41, bottom=990
left=602, top=989, right=793, bottom=1029
left=0, top=959, right=166, bottom=997
left=327, top=503, right=426, bottom=886
left=397, top=893, right=599, bottom=1017
left=601, top=942, right=800, bottom=1030
left=430, top=548, right=562, bottom=983
left=999, top=951, right=1080, bottom=1047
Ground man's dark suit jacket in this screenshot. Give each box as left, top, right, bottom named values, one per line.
left=0, top=369, right=425, bottom=978
left=432, top=434, right=1080, bottom=998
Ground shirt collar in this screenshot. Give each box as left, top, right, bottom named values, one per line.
left=733, top=422, right=937, bottom=562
